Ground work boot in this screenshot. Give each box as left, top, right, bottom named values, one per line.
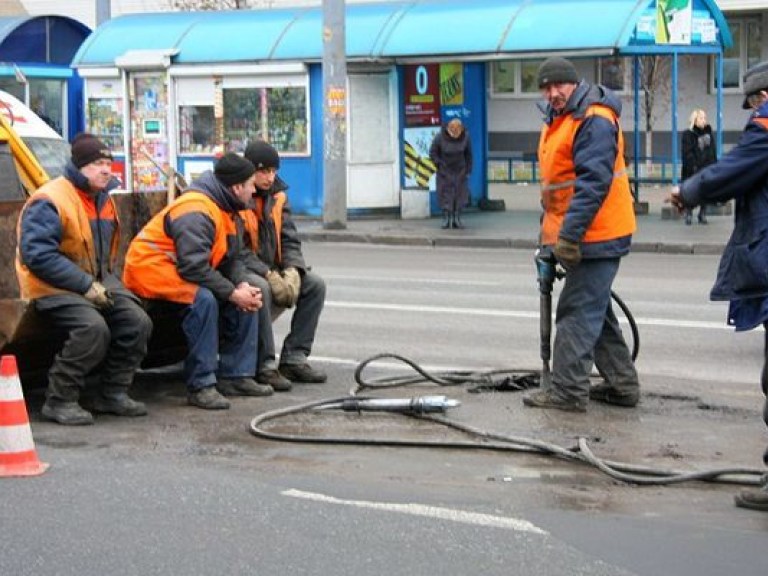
left=279, top=362, right=328, bottom=384
left=41, top=400, right=94, bottom=426
left=257, top=369, right=292, bottom=392
left=588, top=382, right=639, bottom=408
left=522, top=389, right=586, bottom=413
left=92, top=392, right=148, bottom=417
left=441, top=210, right=451, bottom=229
left=734, top=480, right=768, bottom=512
left=452, top=210, right=464, bottom=229
left=188, top=386, right=231, bottom=410
left=217, top=377, right=273, bottom=397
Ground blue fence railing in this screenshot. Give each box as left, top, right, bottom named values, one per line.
left=488, top=154, right=680, bottom=185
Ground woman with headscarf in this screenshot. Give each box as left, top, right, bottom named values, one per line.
left=429, top=118, right=472, bottom=229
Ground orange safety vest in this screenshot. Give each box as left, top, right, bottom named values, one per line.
left=123, top=191, right=234, bottom=304
left=240, top=192, right=286, bottom=264
left=538, top=104, right=636, bottom=246
left=15, top=177, right=120, bottom=300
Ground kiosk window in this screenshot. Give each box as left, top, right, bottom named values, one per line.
left=87, top=97, right=124, bottom=153
left=223, top=86, right=308, bottom=154
left=179, top=105, right=215, bottom=154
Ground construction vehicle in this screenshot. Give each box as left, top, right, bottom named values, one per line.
left=0, top=90, right=184, bottom=382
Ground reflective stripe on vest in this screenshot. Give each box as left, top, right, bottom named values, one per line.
left=123, top=191, right=233, bottom=304
left=538, top=104, right=636, bottom=245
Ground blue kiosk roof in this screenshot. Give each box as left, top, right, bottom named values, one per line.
left=73, top=0, right=731, bottom=67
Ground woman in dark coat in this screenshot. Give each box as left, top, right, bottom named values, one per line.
left=429, top=118, right=472, bottom=229
left=681, top=108, right=717, bottom=225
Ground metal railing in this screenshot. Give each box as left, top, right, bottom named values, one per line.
left=488, top=154, right=679, bottom=185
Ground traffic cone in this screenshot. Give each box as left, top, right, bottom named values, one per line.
left=0, top=355, right=49, bottom=477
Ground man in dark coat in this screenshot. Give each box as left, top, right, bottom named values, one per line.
left=670, top=60, right=768, bottom=512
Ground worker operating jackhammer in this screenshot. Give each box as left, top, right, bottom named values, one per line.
left=522, top=57, right=640, bottom=413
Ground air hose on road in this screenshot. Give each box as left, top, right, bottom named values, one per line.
left=250, top=352, right=766, bottom=487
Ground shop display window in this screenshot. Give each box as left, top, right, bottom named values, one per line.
left=223, top=86, right=308, bottom=154
left=179, top=105, right=216, bottom=154
left=29, top=78, right=65, bottom=136
left=87, top=97, right=124, bottom=153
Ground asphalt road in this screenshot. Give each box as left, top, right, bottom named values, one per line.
left=2, top=243, right=766, bottom=576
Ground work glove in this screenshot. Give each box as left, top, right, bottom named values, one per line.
left=266, top=270, right=293, bottom=308
left=553, top=237, right=581, bottom=269
left=84, top=281, right=114, bottom=310
left=282, top=267, right=301, bottom=308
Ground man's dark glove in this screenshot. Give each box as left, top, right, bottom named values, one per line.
left=553, top=237, right=581, bottom=269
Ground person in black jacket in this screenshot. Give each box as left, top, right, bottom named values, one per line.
left=240, top=141, right=327, bottom=389
left=680, top=109, right=717, bottom=225
left=429, top=118, right=472, bottom=229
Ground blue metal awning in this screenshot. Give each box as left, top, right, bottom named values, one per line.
left=73, top=0, right=731, bottom=67
left=0, top=15, right=91, bottom=65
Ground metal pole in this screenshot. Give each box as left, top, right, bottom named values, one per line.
left=96, top=0, right=111, bottom=26
left=671, top=52, right=678, bottom=186
left=321, top=0, right=347, bottom=230
left=633, top=56, right=640, bottom=201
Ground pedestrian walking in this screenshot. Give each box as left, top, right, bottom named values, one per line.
left=681, top=108, right=717, bottom=225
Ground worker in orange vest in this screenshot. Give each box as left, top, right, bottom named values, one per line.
left=523, top=57, right=640, bottom=413
left=123, top=153, right=265, bottom=410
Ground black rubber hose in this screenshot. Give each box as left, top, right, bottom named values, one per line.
left=611, top=289, right=640, bottom=361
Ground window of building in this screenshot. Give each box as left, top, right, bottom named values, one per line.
left=713, top=18, right=762, bottom=91
left=489, top=59, right=544, bottom=97
left=0, top=77, right=66, bottom=136
left=84, top=77, right=124, bottom=153
left=179, top=105, right=215, bottom=154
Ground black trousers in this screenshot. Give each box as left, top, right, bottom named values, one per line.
left=35, top=293, right=152, bottom=403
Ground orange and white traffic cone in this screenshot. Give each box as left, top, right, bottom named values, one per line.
left=0, top=355, right=49, bottom=477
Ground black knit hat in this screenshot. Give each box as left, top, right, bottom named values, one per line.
left=71, top=133, right=112, bottom=169
left=214, top=153, right=256, bottom=186
left=537, top=57, right=579, bottom=88
left=742, top=60, right=768, bottom=109
left=244, top=140, right=280, bottom=170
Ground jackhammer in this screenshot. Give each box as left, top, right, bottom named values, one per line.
left=534, top=249, right=640, bottom=389
left=535, top=248, right=561, bottom=389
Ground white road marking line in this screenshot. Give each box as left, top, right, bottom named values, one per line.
left=282, top=488, right=548, bottom=535
left=325, top=301, right=732, bottom=330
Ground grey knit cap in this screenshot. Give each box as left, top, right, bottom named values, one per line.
left=537, top=57, right=579, bottom=88
left=742, top=60, right=768, bottom=109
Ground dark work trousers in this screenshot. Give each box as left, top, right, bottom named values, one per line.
left=763, top=323, right=768, bottom=466
left=35, top=293, right=152, bottom=403
left=246, top=270, right=326, bottom=371
left=180, top=286, right=258, bottom=391
left=551, top=257, right=639, bottom=403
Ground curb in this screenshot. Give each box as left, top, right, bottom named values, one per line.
left=300, top=231, right=724, bottom=255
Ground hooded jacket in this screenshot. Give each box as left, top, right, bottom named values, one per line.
left=123, top=171, right=249, bottom=304
left=538, top=81, right=636, bottom=258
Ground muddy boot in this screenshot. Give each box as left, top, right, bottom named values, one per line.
left=188, top=386, right=230, bottom=410
left=93, top=391, right=148, bottom=417
left=588, top=381, right=639, bottom=407
left=734, top=479, right=768, bottom=512
left=441, top=210, right=451, bottom=229
left=41, top=399, right=94, bottom=426
left=217, top=377, right=273, bottom=397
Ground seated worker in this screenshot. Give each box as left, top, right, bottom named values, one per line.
left=240, top=140, right=327, bottom=389
left=16, top=133, right=152, bottom=425
left=123, top=153, right=267, bottom=410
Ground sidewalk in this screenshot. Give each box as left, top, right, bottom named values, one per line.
left=296, top=184, right=732, bottom=254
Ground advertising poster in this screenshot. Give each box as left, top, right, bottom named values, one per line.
left=403, top=126, right=439, bottom=189
left=439, top=63, right=464, bottom=106
left=403, top=64, right=441, bottom=127
left=656, top=0, right=692, bottom=44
